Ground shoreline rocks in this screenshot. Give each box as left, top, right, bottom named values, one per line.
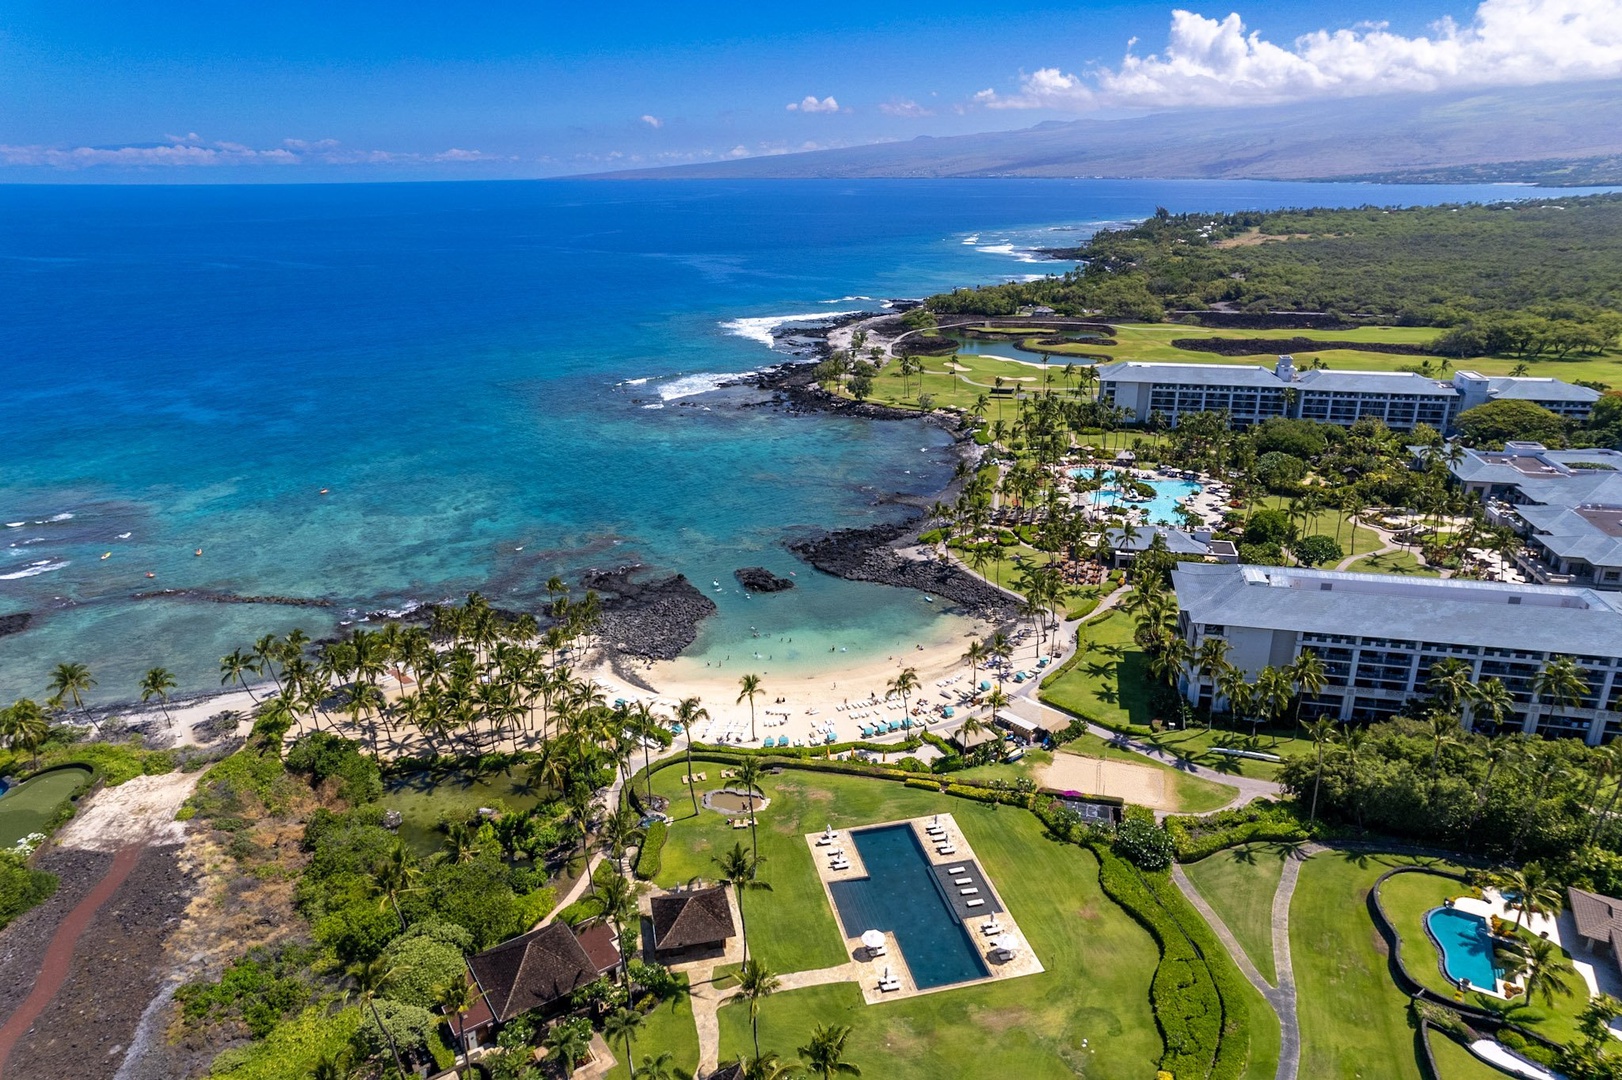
left=789, top=520, right=1021, bottom=622
left=0, top=611, right=30, bottom=637
left=582, top=566, right=718, bottom=662
left=734, top=567, right=794, bottom=593
left=129, top=589, right=335, bottom=608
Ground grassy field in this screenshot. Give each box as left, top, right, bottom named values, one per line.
left=1427, top=1030, right=1514, bottom=1080
left=1040, top=611, right=1312, bottom=781
left=1290, top=851, right=1470, bottom=1080
left=865, top=322, right=1622, bottom=415
left=1378, top=870, right=1589, bottom=1048
left=608, top=976, right=699, bottom=1080
left=1182, top=842, right=1297, bottom=984
left=0, top=765, right=91, bottom=847
left=1252, top=494, right=1383, bottom=561
left=1344, top=549, right=1441, bottom=577
left=648, top=767, right=1169, bottom=1079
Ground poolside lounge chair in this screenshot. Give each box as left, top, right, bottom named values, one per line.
left=868, top=943, right=887, bottom=956
left=879, top=976, right=901, bottom=992
left=937, top=845, right=957, bottom=855
left=831, top=859, right=850, bottom=871
left=816, top=835, right=834, bottom=846
left=953, top=877, right=972, bottom=885
left=945, top=865, right=965, bottom=874
left=960, top=887, right=979, bottom=895
left=966, top=898, right=984, bottom=908
left=981, top=920, right=1004, bottom=935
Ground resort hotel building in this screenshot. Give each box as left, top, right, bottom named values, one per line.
left=1171, top=561, right=1622, bottom=744
left=1095, top=357, right=1598, bottom=431
left=1444, top=442, right=1622, bottom=590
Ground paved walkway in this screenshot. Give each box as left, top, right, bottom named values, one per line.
left=1169, top=842, right=1318, bottom=1080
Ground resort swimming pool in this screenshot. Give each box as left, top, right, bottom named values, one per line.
left=1071, top=475, right=1203, bottom=526
left=1426, top=906, right=1500, bottom=990
left=827, top=824, right=990, bottom=989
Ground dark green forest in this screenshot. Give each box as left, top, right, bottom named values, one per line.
left=927, top=193, right=1622, bottom=330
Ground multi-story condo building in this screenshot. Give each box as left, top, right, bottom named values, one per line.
left=1445, top=442, right=1622, bottom=590
left=1172, top=561, right=1622, bottom=744
left=1095, top=357, right=1596, bottom=432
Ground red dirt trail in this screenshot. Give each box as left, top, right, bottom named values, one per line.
left=0, top=845, right=143, bottom=1079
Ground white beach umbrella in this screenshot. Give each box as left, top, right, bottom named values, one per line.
left=861, top=929, right=886, bottom=951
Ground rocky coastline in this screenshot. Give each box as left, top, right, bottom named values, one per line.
left=582, top=566, right=719, bottom=663
left=734, top=567, right=794, bottom=593
left=789, top=519, right=1021, bottom=623
left=129, top=588, right=336, bottom=608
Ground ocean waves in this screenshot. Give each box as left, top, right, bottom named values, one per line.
left=720, top=310, right=862, bottom=347
left=0, top=559, right=68, bottom=580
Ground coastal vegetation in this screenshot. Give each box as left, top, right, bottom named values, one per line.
left=925, top=194, right=1622, bottom=331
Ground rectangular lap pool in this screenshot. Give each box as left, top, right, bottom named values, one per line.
left=1425, top=906, right=1500, bottom=990
left=828, top=824, right=991, bottom=989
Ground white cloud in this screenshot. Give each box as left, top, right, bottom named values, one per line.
left=977, top=0, right=1622, bottom=110
left=879, top=99, right=935, bottom=117
left=786, top=95, right=841, bottom=113
left=640, top=114, right=663, bottom=128
left=0, top=135, right=507, bottom=169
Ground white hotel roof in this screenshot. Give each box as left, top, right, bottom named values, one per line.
left=1293, top=369, right=1455, bottom=396
left=1094, top=362, right=1286, bottom=389
left=1173, top=561, right=1622, bottom=655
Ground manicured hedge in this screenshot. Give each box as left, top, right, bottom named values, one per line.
left=1165, top=801, right=1315, bottom=863
left=635, top=820, right=667, bottom=880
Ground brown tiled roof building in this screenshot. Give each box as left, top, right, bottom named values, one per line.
left=1568, top=887, right=1622, bottom=963
left=466, top=922, right=617, bottom=1025
left=650, top=886, right=735, bottom=954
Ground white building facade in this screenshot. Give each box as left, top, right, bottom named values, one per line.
left=1172, top=562, right=1622, bottom=744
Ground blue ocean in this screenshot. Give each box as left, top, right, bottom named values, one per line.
left=0, top=178, right=1597, bottom=703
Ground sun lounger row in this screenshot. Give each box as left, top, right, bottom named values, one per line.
left=679, top=772, right=707, bottom=783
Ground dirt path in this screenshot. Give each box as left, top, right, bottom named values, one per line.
left=0, top=845, right=142, bottom=1078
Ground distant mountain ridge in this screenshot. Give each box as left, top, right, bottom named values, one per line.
left=595, top=80, right=1622, bottom=183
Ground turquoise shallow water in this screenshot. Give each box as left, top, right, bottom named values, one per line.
left=1, top=178, right=1598, bottom=703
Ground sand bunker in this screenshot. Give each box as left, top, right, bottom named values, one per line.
left=55, top=772, right=200, bottom=852
left=1033, top=751, right=1168, bottom=809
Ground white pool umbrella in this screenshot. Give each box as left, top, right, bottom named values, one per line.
left=861, top=929, right=886, bottom=951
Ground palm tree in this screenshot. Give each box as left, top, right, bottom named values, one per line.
left=1496, top=935, right=1577, bottom=1008
left=737, top=958, right=781, bottom=1061
left=220, top=649, right=259, bottom=702
left=46, top=661, right=97, bottom=733
left=1471, top=678, right=1516, bottom=736
left=961, top=639, right=989, bottom=691
left=886, top=668, right=919, bottom=722
left=675, top=697, right=708, bottom=816
left=138, top=666, right=178, bottom=725
left=734, top=757, right=767, bottom=863
left=544, top=1020, right=593, bottom=1076
left=725, top=1052, right=803, bottom=1080
left=345, top=956, right=408, bottom=1077
left=738, top=674, right=764, bottom=743
left=1304, top=718, right=1338, bottom=822
left=604, top=1006, right=646, bottom=1078
left=2, top=699, right=50, bottom=770
left=372, top=840, right=421, bottom=930
left=437, top=979, right=473, bottom=1078
left=596, top=870, right=639, bottom=982
left=1289, top=650, right=1328, bottom=725
left=713, top=842, right=772, bottom=962
left=798, top=1023, right=861, bottom=1078
left=309, top=1053, right=351, bottom=1080
left=636, top=1050, right=694, bottom=1080
left=1425, top=712, right=1462, bottom=794
left=1497, top=863, right=1564, bottom=930
left=1533, top=655, right=1590, bottom=721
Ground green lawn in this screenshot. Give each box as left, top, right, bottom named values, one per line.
left=0, top=765, right=90, bottom=847
left=1344, top=549, right=1441, bottom=577
left=1290, top=851, right=1467, bottom=1080
left=1238, top=975, right=1284, bottom=1080
left=1253, top=495, right=1384, bottom=561
left=1377, top=870, right=1590, bottom=1048
left=1427, top=1030, right=1513, bottom=1080
left=1182, top=843, right=1297, bottom=985
left=1040, top=612, right=1311, bottom=782
left=650, top=767, right=1169, bottom=1079
left=609, top=976, right=699, bottom=1080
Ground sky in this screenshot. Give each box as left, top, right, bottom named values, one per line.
left=1, top=0, right=1620, bottom=179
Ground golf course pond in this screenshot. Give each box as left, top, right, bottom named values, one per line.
left=0, top=765, right=92, bottom=847
left=381, top=765, right=554, bottom=855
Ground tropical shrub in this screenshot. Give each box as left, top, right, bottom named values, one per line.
left=379, top=922, right=470, bottom=1008
left=635, top=819, right=667, bottom=880
left=283, top=732, right=382, bottom=804
left=0, top=848, right=57, bottom=931
left=1113, top=812, right=1176, bottom=871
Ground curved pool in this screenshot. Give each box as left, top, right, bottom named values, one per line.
left=1072, top=476, right=1203, bottom=526
left=1426, top=906, right=1500, bottom=990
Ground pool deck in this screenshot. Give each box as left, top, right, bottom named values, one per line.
left=804, top=812, right=1043, bottom=1004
